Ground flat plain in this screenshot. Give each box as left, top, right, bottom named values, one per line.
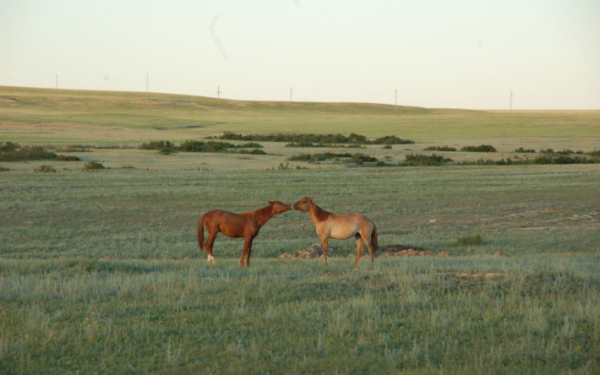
left=1, top=86, right=599, bottom=374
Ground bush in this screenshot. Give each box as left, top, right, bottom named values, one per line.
left=287, top=152, right=377, bottom=164
left=55, top=155, right=81, bottom=161
left=461, top=145, right=497, bottom=152
left=83, top=161, right=106, bottom=171
left=514, top=147, right=535, bottom=153
left=457, top=235, right=483, bottom=246
left=382, top=145, right=392, bottom=150
left=588, top=150, right=600, bottom=157
left=424, top=146, right=457, bottom=152
left=215, top=132, right=412, bottom=145
left=238, top=149, right=267, bottom=155
left=400, top=154, right=452, bottom=166
left=139, top=141, right=176, bottom=150
left=34, top=165, right=56, bottom=173
left=0, top=166, right=10, bottom=172
left=0, top=145, right=58, bottom=162
left=371, top=135, right=414, bottom=145
left=540, top=148, right=554, bottom=154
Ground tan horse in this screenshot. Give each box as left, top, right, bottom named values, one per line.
left=198, top=201, right=291, bottom=267
left=293, top=197, right=378, bottom=267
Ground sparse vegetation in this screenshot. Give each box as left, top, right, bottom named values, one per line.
left=34, top=165, right=57, bottom=173
left=140, top=140, right=267, bottom=154
left=382, top=144, right=392, bottom=149
left=424, top=145, right=457, bottom=151
left=288, top=152, right=377, bottom=164
left=514, top=147, right=536, bottom=153
left=0, top=142, right=80, bottom=162
left=399, top=154, right=453, bottom=166
left=82, top=161, right=106, bottom=171
left=215, top=132, right=413, bottom=145
left=0, top=166, right=9, bottom=172
left=238, top=148, right=267, bottom=155
left=461, top=145, right=497, bottom=152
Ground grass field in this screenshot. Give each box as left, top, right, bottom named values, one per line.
left=1, top=86, right=600, bottom=374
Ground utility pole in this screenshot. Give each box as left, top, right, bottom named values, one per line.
left=395, top=89, right=398, bottom=106
left=146, top=74, right=149, bottom=92
left=290, top=87, right=292, bottom=103
left=55, top=74, right=58, bottom=89
left=216, top=85, right=222, bottom=99
left=510, top=91, right=513, bottom=110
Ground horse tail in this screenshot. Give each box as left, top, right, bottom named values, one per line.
left=197, top=214, right=205, bottom=251
left=371, top=224, right=378, bottom=254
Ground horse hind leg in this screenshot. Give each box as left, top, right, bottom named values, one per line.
left=205, top=231, right=218, bottom=264
left=360, top=229, right=375, bottom=267
left=353, top=234, right=364, bottom=267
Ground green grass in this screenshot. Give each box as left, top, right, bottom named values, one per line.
left=1, top=86, right=600, bottom=373
left=2, top=86, right=600, bottom=145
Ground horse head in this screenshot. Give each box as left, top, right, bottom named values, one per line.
left=268, top=200, right=292, bottom=214
left=292, top=196, right=314, bottom=212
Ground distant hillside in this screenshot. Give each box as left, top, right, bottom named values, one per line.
left=1, top=86, right=599, bottom=144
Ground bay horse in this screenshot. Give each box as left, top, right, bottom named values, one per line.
left=293, top=197, right=378, bottom=267
left=198, top=201, right=291, bottom=267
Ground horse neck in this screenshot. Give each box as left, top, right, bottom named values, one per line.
left=309, top=203, right=330, bottom=224
left=251, top=205, right=276, bottom=227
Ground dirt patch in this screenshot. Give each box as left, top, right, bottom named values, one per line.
left=378, top=245, right=450, bottom=258
left=278, top=243, right=336, bottom=259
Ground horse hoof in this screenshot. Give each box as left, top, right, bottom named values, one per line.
left=207, top=255, right=215, bottom=264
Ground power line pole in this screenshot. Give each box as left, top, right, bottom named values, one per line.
left=395, top=89, right=398, bottom=106
left=216, top=85, right=222, bottom=99
left=290, top=87, right=292, bottom=103
left=146, top=74, right=149, bottom=92
left=510, top=91, right=513, bottom=110
left=55, top=74, right=58, bottom=89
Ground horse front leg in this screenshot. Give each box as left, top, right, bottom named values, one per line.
left=321, top=236, right=329, bottom=267
left=242, top=237, right=254, bottom=267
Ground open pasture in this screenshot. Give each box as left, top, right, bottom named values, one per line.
left=1, top=87, right=600, bottom=374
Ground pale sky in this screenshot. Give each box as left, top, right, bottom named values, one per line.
left=1, top=0, right=599, bottom=109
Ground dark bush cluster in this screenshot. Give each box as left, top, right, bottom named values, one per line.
left=139, top=140, right=267, bottom=155
left=462, top=155, right=595, bottom=166
left=424, top=145, right=457, bottom=152
left=213, top=132, right=413, bottom=145
left=288, top=152, right=378, bottom=164
left=514, top=147, right=536, bottom=153
left=399, top=154, right=453, bottom=166
left=457, top=234, right=484, bottom=246
left=0, top=142, right=80, bottom=162
left=461, top=145, right=497, bottom=152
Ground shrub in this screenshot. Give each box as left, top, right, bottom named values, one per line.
left=461, top=145, right=497, bottom=152
left=399, top=154, right=452, bottom=166
left=588, top=149, right=600, bottom=157
left=382, top=145, right=392, bottom=150
left=55, top=155, right=81, bottom=161
left=83, top=161, right=106, bottom=171
left=0, top=145, right=58, bottom=162
left=139, top=141, right=176, bottom=150
left=540, top=148, right=554, bottom=154
left=556, top=149, right=574, bottom=155
left=424, top=146, right=457, bottom=152
left=34, top=165, right=57, bottom=173
left=514, top=147, right=535, bottom=153
left=238, top=149, right=267, bottom=155
left=0, top=166, right=10, bottom=172
left=0, top=142, right=20, bottom=152
left=350, top=153, right=378, bottom=164
left=457, top=235, right=483, bottom=246
left=372, top=135, right=414, bottom=145
left=215, top=132, right=412, bottom=145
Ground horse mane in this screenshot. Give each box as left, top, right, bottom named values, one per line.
left=245, top=205, right=274, bottom=223
left=311, top=203, right=330, bottom=222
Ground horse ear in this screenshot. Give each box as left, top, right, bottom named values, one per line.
left=309, top=196, right=314, bottom=201
left=268, top=201, right=274, bottom=205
